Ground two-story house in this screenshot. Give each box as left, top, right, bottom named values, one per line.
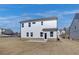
left=70, top=13, right=79, bottom=40
left=20, top=16, right=58, bottom=41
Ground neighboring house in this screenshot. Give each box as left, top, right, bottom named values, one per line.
left=20, top=16, right=58, bottom=41
left=60, top=27, right=70, bottom=39
left=70, top=13, right=79, bottom=40
left=0, top=28, right=14, bottom=37
left=14, top=32, right=21, bottom=37
left=0, top=28, right=6, bottom=36
left=2, top=29, right=14, bottom=35
left=65, top=27, right=70, bottom=39
left=60, top=29, right=66, bottom=35
left=58, top=29, right=66, bottom=38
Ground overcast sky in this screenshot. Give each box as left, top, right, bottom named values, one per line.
left=0, top=4, right=78, bottom=32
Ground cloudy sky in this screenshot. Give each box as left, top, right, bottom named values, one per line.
left=0, top=4, right=78, bottom=32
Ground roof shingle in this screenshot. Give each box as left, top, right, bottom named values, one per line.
left=20, top=16, right=58, bottom=23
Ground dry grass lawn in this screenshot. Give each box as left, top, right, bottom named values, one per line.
left=0, top=37, right=79, bottom=55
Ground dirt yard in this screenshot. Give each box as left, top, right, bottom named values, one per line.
left=0, top=37, right=79, bottom=55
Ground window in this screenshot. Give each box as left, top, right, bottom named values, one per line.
left=75, top=26, right=76, bottom=30
left=50, top=31, right=53, bottom=37
left=28, top=22, right=31, bottom=27
left=32, top=22, right=36, bottom=24
left=22, top=23, right=24, bottom=28
left=26, top=32, right=29, bottom=37
left=41, top=21, right=43, bottom=25
left=40, top=32, right=43, bottom=37
left=30, top=32, right=33, bottom=37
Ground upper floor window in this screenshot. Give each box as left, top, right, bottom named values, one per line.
left=32, top=22, right=36, bottom=24
left=28, top=22, right=31, bottom=27
left=41, top=21, right=43, bottom=25
left=50, top=31, right=53, bottom=37
left=30, top=32, right=33, bottom=37
left=22, top=23, right=24, bottom=28
left=40, top=32, right=43, bottom=37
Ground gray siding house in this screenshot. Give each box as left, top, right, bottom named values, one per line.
left=70, top=13, right=79, bottom=40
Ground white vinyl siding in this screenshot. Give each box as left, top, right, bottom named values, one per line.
left=21, top=20, right=57, bottom=39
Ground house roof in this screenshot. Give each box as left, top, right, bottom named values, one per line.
left=73, top=13, right=79, bottom=19
left=42, top=28, right=57, bottom=31
left=20, top=16, right=58, bottom=23
left=70, top=13, right=79, bottom=30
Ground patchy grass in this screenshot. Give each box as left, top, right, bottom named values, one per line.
left=0, top=37, right=79, bottom=55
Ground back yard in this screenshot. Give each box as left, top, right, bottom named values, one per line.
left=0, top=37, right=79, bottom=55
